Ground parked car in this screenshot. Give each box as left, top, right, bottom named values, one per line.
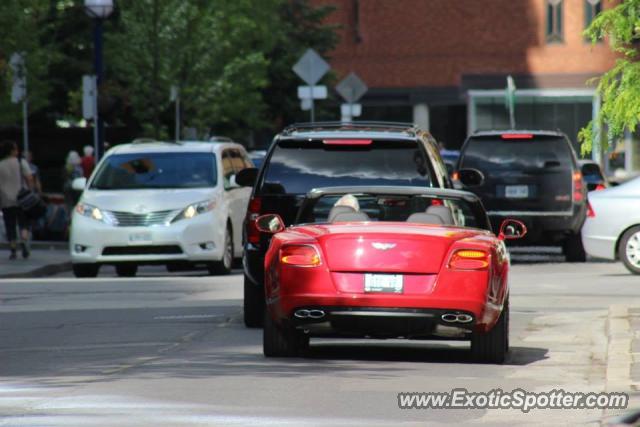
left=456, top=130, right=587, bottom=262
left=256, top=186, right=526, bottom=363
left=69, top=140, right=253, bottom=277
left=578, top=159, right=608, bottom=192
left=582, top=177, right=640, bottom=274
left=236, top=122, right=453, bottom=327
left=248, top=150, right=267, bottom=169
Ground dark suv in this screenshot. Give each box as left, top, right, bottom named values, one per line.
left=456, top=130, right=587, bottom=261
left=237, top=122, right=452, bottom=327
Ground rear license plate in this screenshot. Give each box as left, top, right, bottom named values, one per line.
left=505, top=185, right=529, bottom=198
left=129, top=232, right=152, bottom=244
left=364, top=274, right=403, bottom=293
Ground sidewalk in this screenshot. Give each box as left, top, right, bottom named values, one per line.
left=0, top=242, right=71, bottom=278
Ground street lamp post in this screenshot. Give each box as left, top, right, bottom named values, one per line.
left=84, top=0, right=114, bottom=161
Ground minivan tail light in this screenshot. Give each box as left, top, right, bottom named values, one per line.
left=572, top=171, right=584, bottom=203
left=448, top=249, right=489, bottom=270
left=501, top=133, right=533, bottom=140
left=587, top=200, right=595, bottom=217
left=322, top=139, right=372, bottom=146
left=246, top=197, right=262, bottom=245
left=280, top=245, right=321, bottom=267
left=595, top=184, right=606, bottom=191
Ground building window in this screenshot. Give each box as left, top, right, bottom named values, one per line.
left=585, top=0, right=602, bottom=40
left=546, top=0, right=563, bottom=43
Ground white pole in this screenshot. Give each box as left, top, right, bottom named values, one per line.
left=175, top=94, right=180, bottom=142
left=22, top=99, right=29, bottom=155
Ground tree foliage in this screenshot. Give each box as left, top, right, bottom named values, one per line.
left=0, top=0, right=59, bottom=124
left=580, top=0, right=640, bottom=154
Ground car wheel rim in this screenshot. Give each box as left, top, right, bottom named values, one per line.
left=223, top=232, right=232, bottom=269
left=625, top=231, right=640, bottom=268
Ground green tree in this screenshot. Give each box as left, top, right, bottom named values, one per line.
left=263, top=0, right=339, bottom=131
left=580, top=0, right=640, bottom=154
left=0, top=0, right=58, bottom=125
left=106, top=0, right=282, bottom=139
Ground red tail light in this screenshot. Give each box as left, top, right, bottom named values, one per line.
left=573, top=171, right=584, bottom=202
left=501, top=133, right=533, bottom=140
left=280, top=245, right=321, bottom=267
left=448, top=250, right=489, bottom=270
left=246, top=197, right=262, bottom=245
left=587, top=201, right=595, bottom=217
left=451, top=171, right=460, bottom=181
left=595, top=184, right=606, bottom=191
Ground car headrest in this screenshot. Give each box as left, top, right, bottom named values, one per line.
left=331, top=211, right=370, bottom=222
left=426, top=205, right=454, bottom=225
left=328, top=205, right=357, bottom=222
left=406, top=212, right=445, bottom=225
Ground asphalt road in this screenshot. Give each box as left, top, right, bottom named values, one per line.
left=0, top=252, right=638, bottom=426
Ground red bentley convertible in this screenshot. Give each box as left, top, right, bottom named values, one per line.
left=256, top=186, right=526, bottom=363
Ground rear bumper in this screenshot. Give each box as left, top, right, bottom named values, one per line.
left=283, top=306, right=477, bottom=339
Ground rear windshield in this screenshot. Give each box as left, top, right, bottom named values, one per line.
left=581, top=163, right=603, bottom=180
left=91, top=152, right=217, bottom=190
left=460, top=136, right=574, bottom=172
left=261, top=140, right=433, bottom=195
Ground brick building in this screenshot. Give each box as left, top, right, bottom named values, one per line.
left=313, top=0, right=638, bottom=173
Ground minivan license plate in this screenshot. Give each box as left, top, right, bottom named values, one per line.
left=364, top=274, right=403, bottom=293
left=129, top=232, right=152, bottom=244
left=505, top=185, right=529, bottom=198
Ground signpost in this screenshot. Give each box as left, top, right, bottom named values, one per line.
left=10, top=53, right=29, bottom=154
left=292, top=49, right=330, bottom=122
left=335, top=72, right=368, bottom=122
left=505, top=75, right=516, bottom=129
left=83, top=75, right=99, bottom=160
left=170, top=85, right=180, bottom=142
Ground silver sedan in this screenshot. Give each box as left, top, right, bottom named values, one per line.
left=582, top=177, right=640, bottom=274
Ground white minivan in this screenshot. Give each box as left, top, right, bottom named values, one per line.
left=69, top=140, right=252, bottom=277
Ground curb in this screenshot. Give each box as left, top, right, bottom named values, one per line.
left=0, top=261, right=72, bottom=279
left=0, top=241, right=68, bottom=250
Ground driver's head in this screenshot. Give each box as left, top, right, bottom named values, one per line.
left=334, top=194, right=360, bottom=212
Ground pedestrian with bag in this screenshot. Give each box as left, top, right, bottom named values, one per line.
left=0, top=140, right=34, bottom=259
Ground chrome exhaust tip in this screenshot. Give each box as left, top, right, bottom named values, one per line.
left=294, top=309, right=325, bottom=319
left=294, top=309, right=310, bottom=319
left=441, top=313, right=474, bottom=323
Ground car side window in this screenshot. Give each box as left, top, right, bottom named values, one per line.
left=222, top=150, right=234, bottom=189
left=230, top=149, right=246, bottom=174
left=240, top=150, right=254, bottom=169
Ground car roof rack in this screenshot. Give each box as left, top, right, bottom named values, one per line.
left=282, top=121, right=419, bottom=136
left=208, top=136, right=234, bottom=143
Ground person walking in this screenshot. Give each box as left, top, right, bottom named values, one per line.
left=0, top=140, right=34, bottom=259
left=62, top=150, right=83, bottom=216
left=81, top=145, right=95, bottom=178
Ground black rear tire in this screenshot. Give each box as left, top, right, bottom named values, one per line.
left=244, top=275, right=264, bottom=328
left=72, top=263, right=99, bottom=278
left=618, top=226, right=640, bottom=275
left=115, top=264, right=138, bottom=277
left=563, top=233, right=586, bottom=262
left=263, top=311, right=308, bottom=357
left=471, top=298, right=509, bottom=364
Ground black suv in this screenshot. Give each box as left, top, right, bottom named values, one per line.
left=237, top=122, right=452, bottom=327
left=456, top=130, right=587, bottom=261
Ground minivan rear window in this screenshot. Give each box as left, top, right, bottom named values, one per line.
left=261, top=139, right=433, bottom=195
left=460, top=136, right=574, bottom=172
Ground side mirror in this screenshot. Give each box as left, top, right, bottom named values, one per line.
left=498, top=219, right=527, bottom=240
left=71, top=177, right=87, bottom=191
left=458, top=168, right=485, bottom=187
left=227, top=174, right=241, bottom=190
left=255, top=214, right=285, bottom=234
left=235, top=167, right=258, bottom=187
